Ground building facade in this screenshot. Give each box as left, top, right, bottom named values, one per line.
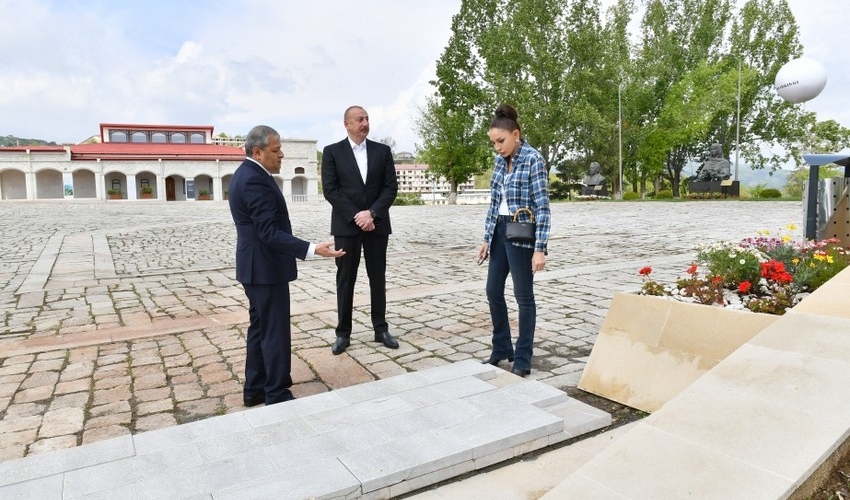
left=394, top=164, right=479, bottom=204
left=0, top=124, right=320, bottom=202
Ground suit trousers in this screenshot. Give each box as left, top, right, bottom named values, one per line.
left=334, top=231, right=389, bottom=337
left=242, top=283, right=293, bottom=404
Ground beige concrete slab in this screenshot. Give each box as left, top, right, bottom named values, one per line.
left=644, top=376, right=850, bottom=481
left=791, top=267, right=850, bottom=320
left=544, top=424, right=795, bottom=500
left=748, top=310, right=850, bottom=364
left=578, top=293, right=776, bottom=412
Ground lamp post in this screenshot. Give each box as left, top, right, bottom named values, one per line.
left=618, top=83, right=623, bottom=199
left=734, top=59, right=741, bottom=181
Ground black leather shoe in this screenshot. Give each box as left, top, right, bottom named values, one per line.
left=374, top=331, right=399, bottom=349
left=481, top=355, right=514, bottom=366
left=243, top=394, right=264, bottom=407
left=266, top=390, right=296, bottom=405
left=332, top=337, right=350, bottom=355
left=511, top=367, right=531, bottom=377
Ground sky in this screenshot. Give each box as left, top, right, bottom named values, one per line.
left=0, top=0, right=847, bottom=155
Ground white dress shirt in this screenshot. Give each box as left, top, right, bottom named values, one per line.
left=348, top=138, right=368, bottom=183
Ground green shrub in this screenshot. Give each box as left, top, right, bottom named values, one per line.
left=394, top=193, right=424, bottom=206
left=760, top=188, right=782, bottom=198
left=656, top=189, right=674, bottom=199
left=622, top=191, right=640, bottom=201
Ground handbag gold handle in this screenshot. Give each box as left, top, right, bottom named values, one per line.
left=512, top=207, right=535, bottom=223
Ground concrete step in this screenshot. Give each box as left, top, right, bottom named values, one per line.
left=0, top=360, right=610, bottom=500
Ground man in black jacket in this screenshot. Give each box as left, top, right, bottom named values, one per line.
left=321, top=106, right=399, bottom=355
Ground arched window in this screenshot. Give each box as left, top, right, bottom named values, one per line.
left=171, top=133, right=186, bottom=143
left=294, top=167, right=305, bottom=174
left=110, top=131, right=128, bottom=142
left=131, top=131, right=147, bottom=143
left=151, top=132, right=167, bottom=143
left=189, top=133, right=205, bottom=144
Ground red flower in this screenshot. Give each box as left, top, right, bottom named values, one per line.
left=686, top=264, right=698, bottom=276
left=738, top=281, right=751, bottom=293
left=639, top=266, right=652, bottom=276
left=711, top=275, right=723, bottom=285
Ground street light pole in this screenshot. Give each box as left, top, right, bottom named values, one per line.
left=735, top=59, right=741, bottom=181
left=618, top=83, right=623, bottom=198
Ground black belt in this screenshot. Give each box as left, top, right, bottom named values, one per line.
left=497, top=215, right=513, bottom=222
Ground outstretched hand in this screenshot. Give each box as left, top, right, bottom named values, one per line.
left=315, top=241, right=345, bottom=258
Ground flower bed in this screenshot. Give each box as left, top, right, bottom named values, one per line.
left=638, top=224, right=850, bottom=315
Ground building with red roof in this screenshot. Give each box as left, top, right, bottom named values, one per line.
left=0, top=124, right=320, bottom=202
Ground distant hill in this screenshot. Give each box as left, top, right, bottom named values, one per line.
left=0, top=135, right=58, bottom=147
left=735, top=165, right=791, bottom=190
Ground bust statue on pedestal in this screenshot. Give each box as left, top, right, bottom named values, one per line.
left=692, top=144, right=731, bottom=182
left=582, top=161, right=607, bottom=195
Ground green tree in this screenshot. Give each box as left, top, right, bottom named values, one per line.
left=414, top=0, right=495, bottom=204
left=630, top=0, right=734, bottom=197
left=784, top=164, right=841, bottom=199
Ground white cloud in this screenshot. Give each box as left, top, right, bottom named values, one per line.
left=1, top=0, right=847, bottom=156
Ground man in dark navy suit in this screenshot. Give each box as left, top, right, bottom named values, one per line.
left=229, top=125, right=344, bottom=406
left=322, top=106, right=399, bottom=355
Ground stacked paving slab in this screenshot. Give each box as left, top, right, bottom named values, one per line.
left=0, top=360, right=610, bottom=499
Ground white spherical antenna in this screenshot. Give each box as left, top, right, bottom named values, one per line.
left=774, top=57, right=828, bottom=104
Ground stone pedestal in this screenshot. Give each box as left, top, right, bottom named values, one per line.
left=689, top=180, right=739, bottom=197
left=581, top=184, right=608, bottom=196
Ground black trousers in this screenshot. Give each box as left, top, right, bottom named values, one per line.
left=242, top=283, right=292, bottom=404
left=334, top=232, right=389, bottom=337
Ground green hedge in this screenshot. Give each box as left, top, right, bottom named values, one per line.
left=622, top=191, right=640, bottom=201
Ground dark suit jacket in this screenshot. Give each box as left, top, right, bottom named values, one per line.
left=229, top=158, right=310, bottom=284
left=321, top=138, right=398, bottom=237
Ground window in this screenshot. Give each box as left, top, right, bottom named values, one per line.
left=112, top=179, right=121, bottom=190
left=110, top=131, right=128, bottom=142
left=294, top=167, right=305, bottom=174
left=189, top=133, right=205, bottom=144
left=140, top=178, right=150, bottom=187
left=151, top=132, right=166, bottom=143
left=171, top=133, right=186, bottom=143
left=131, top=131, right=147, bottom=143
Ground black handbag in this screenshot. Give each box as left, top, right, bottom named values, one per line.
left=505, top=207, right=536, bottom=243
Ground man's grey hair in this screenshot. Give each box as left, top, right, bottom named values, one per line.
left=244, top=125, right=279, bottom=155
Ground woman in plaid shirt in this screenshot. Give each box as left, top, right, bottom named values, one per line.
left=477, top=104, right=551, bottom=377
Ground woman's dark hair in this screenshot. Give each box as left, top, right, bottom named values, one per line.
left=489, top=103, right=521, bottom=134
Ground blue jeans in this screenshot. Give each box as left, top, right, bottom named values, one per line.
left=486, top=217, right=536, bottom=371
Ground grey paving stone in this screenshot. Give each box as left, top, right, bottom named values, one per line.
left=305, top=395, right=416, bottom=434
left=339, top=427, right=475, bottom=493
left=62, top=442, right=202, bottom=498
left=211, top=457, right=360, bottom=500
left=449, top=405, right=566, bottom=459
left=0, top=474, right=63, bottom=500
left=130, top=449, right=278, bottom=500
left=241, top=391, right=351, bottom=428
left=132, top=412, right=250, bottom=455
left=0, top=434, right=134, bottom=488
left=192, top=415, right=315, bottom=463
left=334, top=372, right=434, bottom=404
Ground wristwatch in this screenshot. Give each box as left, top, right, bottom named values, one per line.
left=369, top=209, right=377, bottom=219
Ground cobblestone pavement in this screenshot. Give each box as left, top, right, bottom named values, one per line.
left=0, top=199, right=803, bottom=461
